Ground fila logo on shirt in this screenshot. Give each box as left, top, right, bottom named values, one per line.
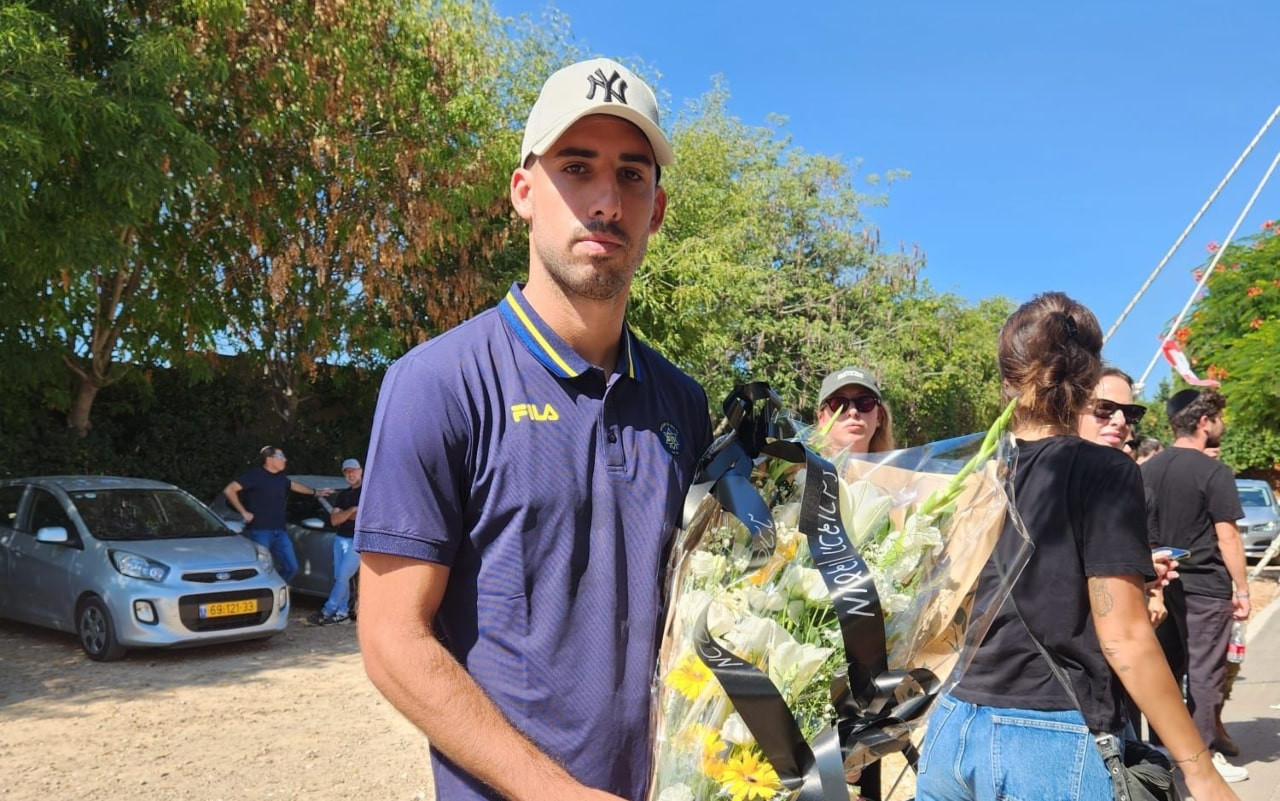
left=511, top=403, right=560, bottom=423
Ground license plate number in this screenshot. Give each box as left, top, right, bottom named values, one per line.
left=200, top=599, right=258, bottom=618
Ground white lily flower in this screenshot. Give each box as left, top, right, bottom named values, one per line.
left=769, top=640, right=834, bottom=700
left=706, top=600, right=738, bottom=638
left=746, top=586, right=787, bottom=613
left=787, top=598, right=809, bottom=626
left=725, top=615, right=792, bottom=658
left=838, top=477, right=893, bottom=545
left=792, top=566, right=831, bottom=602
left=658, top=784, right=695, bottom=801
left=721, top=713, right=753, bottom=744
left=688, top=551, right=728, bottom=584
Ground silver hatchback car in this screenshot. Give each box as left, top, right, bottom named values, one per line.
left=0, top=476, right=289, bottom=661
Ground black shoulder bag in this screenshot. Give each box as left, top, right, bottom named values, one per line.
left=1012, top=599, right=1177, bottom=801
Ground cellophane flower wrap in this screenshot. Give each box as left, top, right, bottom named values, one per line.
left=647, top=384, right=1030, bottom=801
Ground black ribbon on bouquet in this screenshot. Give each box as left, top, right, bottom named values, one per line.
left=685, top=383, right=941, bottom=799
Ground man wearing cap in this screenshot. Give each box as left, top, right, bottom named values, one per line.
left=355, top=58, right=711, bottom=801
left=814, top=365, right=895, bottom=456
left=1141, top=388, right=1250, bottom=780
left=308, top=457, right=364, bottom=626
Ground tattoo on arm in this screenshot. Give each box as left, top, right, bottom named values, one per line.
left=1089, top=577, right=1114, bottom=616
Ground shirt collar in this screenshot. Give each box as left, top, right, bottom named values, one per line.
left=498, top=282, right=644, bottom=382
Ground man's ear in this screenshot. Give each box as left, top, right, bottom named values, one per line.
left=648, top=185, right=668, bottom=234
left=511, top=167, right=534, bottom=221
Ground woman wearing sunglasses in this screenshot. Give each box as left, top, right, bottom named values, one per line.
left=916, top=293, right=1238, bottom=801
left=1078, top=366, right=1147, bottom=450
left=812, top=365, right=896, bottom=457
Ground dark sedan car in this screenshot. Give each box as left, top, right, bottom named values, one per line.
left=210, top=475, right=355, bottom=603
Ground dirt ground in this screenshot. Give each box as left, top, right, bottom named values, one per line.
left=2, top=577, right=1277, bottom=801
left=0, top=597, right=433, bottom=801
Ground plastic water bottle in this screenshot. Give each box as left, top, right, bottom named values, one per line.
left=1227, top=621, right=1246, bottom=664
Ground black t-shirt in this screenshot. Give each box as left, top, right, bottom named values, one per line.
left=953, top=436, right=1154, bottom=733
left=1140, top=447, right=1243, bottom=598
left=235, top=466, right=291, bottom=530
left=330, top=485, right=361, bottom=537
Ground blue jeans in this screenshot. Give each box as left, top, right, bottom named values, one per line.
left=321, top=535, right=360, bottom=616
left=246, top=528, right=297, bottom=583
left=916, top=693, right=1114, bottom=801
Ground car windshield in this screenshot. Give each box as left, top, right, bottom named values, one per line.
left=1237, top=487, right=1275, bottom=509
left=70, top=489, right=233, bottom=541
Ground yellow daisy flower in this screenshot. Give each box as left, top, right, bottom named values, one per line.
left=666, top=652, right=713, bottom=700
left=719, top=748, right=782, bottom=801
left=698, top=728, right=728, bottom=780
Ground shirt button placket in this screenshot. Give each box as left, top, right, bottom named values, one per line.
left=601, top=389, right=626, bottom=469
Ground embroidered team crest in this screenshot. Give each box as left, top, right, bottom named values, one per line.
left=586, top=69, right=628, bottom=104
left=659, top=422, right=681, bottom=456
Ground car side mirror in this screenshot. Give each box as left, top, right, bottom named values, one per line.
left=300, top=517, right=327, bottom=530
left=36, top=526, right=70, bottom=544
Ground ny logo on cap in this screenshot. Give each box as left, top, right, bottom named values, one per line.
left=586, top=69, right=628, bottom=104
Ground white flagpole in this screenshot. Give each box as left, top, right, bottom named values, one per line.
left=1106, top=105, right=1280, bottom=345
left=1135, top=148, right=1280, bottom=393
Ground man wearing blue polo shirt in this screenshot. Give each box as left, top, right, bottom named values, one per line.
left=355, top=58, right=712, bottom=801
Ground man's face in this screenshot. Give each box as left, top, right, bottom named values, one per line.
left=1204, top=413, right=1226, bottom=449
left=265, top=452, right=287, bottom=473
left=342, top=466, right=362, bottom=487
left=511, top=114, right=667, bottom=302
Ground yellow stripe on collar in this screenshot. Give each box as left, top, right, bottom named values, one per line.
left=505, top=290, right=579, bottom=378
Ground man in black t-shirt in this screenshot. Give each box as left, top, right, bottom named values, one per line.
left=223, top=445, right=328, bottom=582
left=1142, top=389, right=1248, bottom=776
left=308, top=457, right=362, bottom=626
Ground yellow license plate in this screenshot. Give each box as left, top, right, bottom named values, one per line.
left=200, top=599, right=258, bottom=618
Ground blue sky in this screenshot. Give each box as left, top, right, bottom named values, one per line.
left=496, top=1, right=1280, bottom=394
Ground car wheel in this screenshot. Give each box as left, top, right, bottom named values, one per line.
left=77, top=597, right=126, bottom=662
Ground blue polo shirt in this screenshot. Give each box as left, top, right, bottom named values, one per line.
left=356, top=283, right=711, bottom=801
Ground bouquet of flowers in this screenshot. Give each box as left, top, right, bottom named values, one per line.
left=648, top=384, right=1031, bottom=801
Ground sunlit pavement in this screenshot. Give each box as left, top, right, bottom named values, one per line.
left=1203, top=568, right=1280, bottom=801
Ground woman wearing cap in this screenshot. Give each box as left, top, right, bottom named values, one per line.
left=915, top=292, right=1238, bottom=801
left=812, top=365, right=895, bottom=457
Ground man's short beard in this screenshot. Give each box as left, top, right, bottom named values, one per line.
left=535, top=243, right=645, bottom=302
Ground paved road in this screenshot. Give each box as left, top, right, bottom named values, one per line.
left=1220, top=582, right=1280, bottom=801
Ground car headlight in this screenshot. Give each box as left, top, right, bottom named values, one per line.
left=110, top=550, right=170, bottom=582
left=1260, top=521, right=1279, bottom=533
left=256, top=546, right=275, bottom=574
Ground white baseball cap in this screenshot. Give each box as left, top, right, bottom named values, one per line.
left=520, top=57, right=674, bottom=168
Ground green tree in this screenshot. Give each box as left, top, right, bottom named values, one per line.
left=1184, top=220, right=1280, bottom=470
left=185, top=0, right=540, bottom=432
left=629, top=83, right=1007, bottom=440
left=0, top=1, right=217, bottom=434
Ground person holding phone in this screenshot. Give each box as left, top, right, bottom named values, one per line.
left=917, top=293, right=1238, bottom=801
left=1141, top=389, right=1250, bottom=781
left=1076, top=367, right=1175, bottom=625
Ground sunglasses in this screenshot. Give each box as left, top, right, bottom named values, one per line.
left=1090, top=400, right=1146, bottom=426
left=823, top=394, right=881, bottom=415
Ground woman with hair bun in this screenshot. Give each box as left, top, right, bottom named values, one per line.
left=916, top=292, right=1238, bottom=801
